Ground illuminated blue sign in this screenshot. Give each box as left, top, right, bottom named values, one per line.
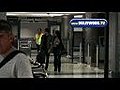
left=70, top=18, right=108, bottom=27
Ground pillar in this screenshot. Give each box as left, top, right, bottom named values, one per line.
left=61, top=15, right=73, bottom=56
left=109, top=12, right=120, bottom=77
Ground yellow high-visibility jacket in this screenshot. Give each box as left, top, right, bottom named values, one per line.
left=35, top=33, right=43, bottom=45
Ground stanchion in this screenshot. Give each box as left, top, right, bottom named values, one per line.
left=94, top=45, right=99, bottom=70
left=66, top=40, right=71, bottom=58
left=86, top=43, right=91, bottom=68
left=79, top=42, right=82, bottom=64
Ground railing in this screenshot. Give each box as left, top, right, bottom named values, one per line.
left=79, top=43, right=100, bottom=69
left=19, top=40, right=32, bottom=57
left=95, top=45, right=99, bottom=70
left=79, top=42, right=82, bottom=64
left=86, top=43, right=91, bottom=67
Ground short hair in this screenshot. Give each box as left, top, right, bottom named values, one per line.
left=37, top=28, right=42, bottom=32
left=55, top=30, right=61, bottom=37
left=0, top=20, right=12, bottom=33
left=44, top=28, right=50, bottom=33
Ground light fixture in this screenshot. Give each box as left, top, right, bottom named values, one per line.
left=47, top=12, right=86, bottom=14
left=74, top=15, right=83, bottom=18
left=6, top=12, right=86, bottom=17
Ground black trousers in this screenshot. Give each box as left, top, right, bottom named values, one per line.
left=44, top=51, right=50, bottom=70
left=53, top=47, right=61, bottom=72
left=36, top=44, right=40, bottom=54
left=41, top=49, right=50, bottom=70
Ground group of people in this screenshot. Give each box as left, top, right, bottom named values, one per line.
left=35, top=27, right=64, bottom=73
left=0, top=19, right=64, bottom=78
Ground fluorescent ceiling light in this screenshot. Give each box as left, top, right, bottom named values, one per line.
left=47, top=12, right=86, bottom=14
left=74, top=15, right=83, bottom=18
left=6, top=12, right=86, bottom=17
left=7, top=12, right=66, bottom=17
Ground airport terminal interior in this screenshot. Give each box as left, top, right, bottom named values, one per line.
left=1, top=12, right=120, bottom=78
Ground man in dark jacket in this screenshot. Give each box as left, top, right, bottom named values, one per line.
left=40, top=28, right=53, bottom=70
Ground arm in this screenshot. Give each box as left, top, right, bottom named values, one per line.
left=47, top=35, right=54, bottom=53
left=15, top=54, right=33, bottom=78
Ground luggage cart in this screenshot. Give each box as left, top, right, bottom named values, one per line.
left=19, top=39, right=32, bottom=57
left=28, top=55, right=48, bottom=78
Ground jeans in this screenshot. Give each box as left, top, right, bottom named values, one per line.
left=53, top=47, right=61, bottom=72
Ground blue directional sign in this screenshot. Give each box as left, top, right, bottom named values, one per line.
left=70, top=18, right=108, bottom=28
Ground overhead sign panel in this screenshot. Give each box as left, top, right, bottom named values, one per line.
left=70, top=18, right=108, bottom=28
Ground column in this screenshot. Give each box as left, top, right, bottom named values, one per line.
left=109, top=12, right=120, bottom=77
left=61, top=15, right=73, bottom=57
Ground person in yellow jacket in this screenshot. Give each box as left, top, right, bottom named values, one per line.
left=34, top=28, right=43, bottom=54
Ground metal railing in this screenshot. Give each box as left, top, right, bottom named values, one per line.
left=79, top=43, right=100, bottom=69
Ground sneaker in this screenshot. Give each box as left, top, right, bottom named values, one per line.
left=58, top=69, right=61, bottom=73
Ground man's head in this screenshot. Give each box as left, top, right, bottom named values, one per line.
left=0, top=20, right=14, bottom=55
left=0, top=20, right=12, bottom=33
left=37, top=28, right=42, bottom=34
left=44, top=28, right=50, bottom=35
left=44, top=28, right=50, bottom=33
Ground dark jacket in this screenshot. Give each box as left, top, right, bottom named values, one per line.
left=41, top=33, right=53, bottom=51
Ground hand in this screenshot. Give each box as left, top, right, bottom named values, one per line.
left=48, top=49, right=51, bottom=54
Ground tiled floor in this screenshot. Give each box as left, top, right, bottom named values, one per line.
left=47, top=63, right=104, bottom=78
left=48, top=74, right=104, bottom=78
left=31, top=50, right=104, bottom=78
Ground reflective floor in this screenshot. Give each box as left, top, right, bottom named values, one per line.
left=47, top=63, right=104, bottom=78
left=31, top=50, right=104, bottom=78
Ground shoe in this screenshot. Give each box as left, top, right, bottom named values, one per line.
left=42, top=64, right=45, bottom=67
left=58, top=69, right=61, bottom=73
left=37, top=65, right=42, bottom=68
left=54, top=71, right=57, bottom=75
left=58, top=71, right=61, bottom=73
left=42, top=64, right=45, bottom=68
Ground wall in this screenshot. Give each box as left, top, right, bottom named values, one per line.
left=20, top=22, right=48, bottom=38
left=20, top=21, right=48, bottom=49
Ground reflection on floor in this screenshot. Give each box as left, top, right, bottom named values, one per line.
left=48, top=74, right=104, bottom=78
left=31, top=50, right=104, bottom=78
left=47, top=63, right=104, bottom=78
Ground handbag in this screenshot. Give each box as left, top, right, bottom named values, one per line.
left=60, top=44, right=67, bottom=56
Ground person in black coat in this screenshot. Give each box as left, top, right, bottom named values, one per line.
left=40, top=28, right=53, bottom=70
left=52, top=30, right=63, bottom=73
